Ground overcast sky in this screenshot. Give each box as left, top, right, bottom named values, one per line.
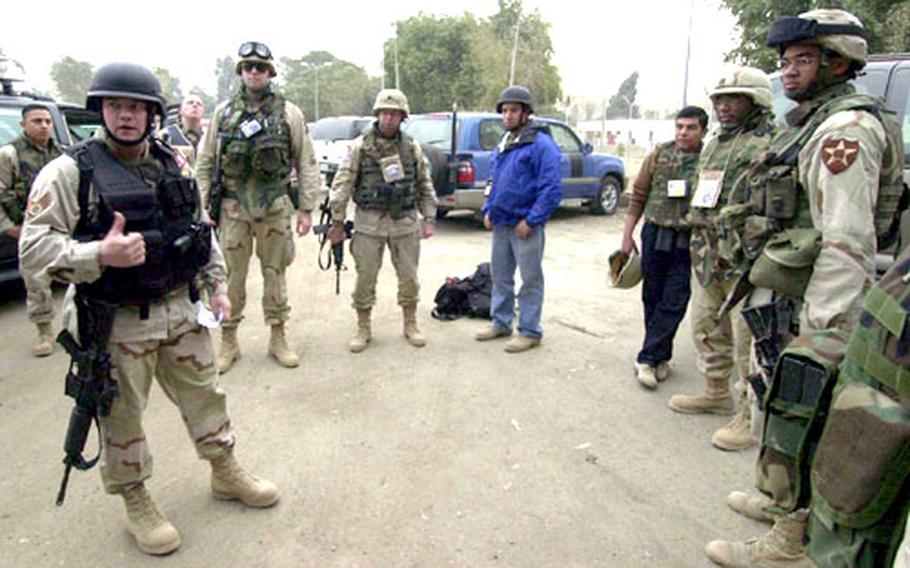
left=3, top=0, right=741, bottom=112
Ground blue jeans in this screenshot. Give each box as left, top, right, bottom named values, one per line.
left=490, top=224, right=545, bottom=339
left=638, top=221, right=691, bottom=365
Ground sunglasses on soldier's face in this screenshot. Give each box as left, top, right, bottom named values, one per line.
left=242, top=62, right=269, bottom=73
left=238, top=42, right=272, bottom=60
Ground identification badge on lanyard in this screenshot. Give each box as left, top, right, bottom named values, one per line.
left=691, top=170, right=725, bottom=209
left=239, top=118, right=263, bottom=139
left=667, top=179, right=688, bottom=198
left=380, top=155, right=404, bottom=183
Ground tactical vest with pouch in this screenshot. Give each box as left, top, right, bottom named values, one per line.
left=352, top=128, right=419, bottom=219
left=69, top=138, right=212, bottom=312
left=805, top=248, right=910, bottom=567
left=1, top=136, right=62, bottom=224
left=643, top=141, right=700, bottom=228
left=218, top=91, right=294, bottom=213
left=755, top=328, right=850, bottom=513
left=739, top=84, right=906, bottom=299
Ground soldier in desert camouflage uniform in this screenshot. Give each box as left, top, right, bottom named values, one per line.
left=196, top=41, right=322, bottom=373
left=705, top=9, right=905, bottom=567
left=0, top=104, right=63, bottom=356
left=18, top=63, right=279, bottom=556
left=667, top=69, right=776, bottom=452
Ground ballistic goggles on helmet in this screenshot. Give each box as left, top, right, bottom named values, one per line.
left=766, top=16, right=866, bottom=47
left=238, top=41, right=272, bottom=60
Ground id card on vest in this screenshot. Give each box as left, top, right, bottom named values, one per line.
left=380, top=155, right=404, bottom=183
left=691, top=170, right=725, bottom=209
left=667, top=179, right=687, bottom=198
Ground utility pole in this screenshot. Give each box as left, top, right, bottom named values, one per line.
left=394, top=35, right=400, bottom=89
left=682, top=0, right=694, bottom=106
left=508, top=7, right=522, bottom=86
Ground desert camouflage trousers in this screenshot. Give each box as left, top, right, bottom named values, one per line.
left=690, top=272, right=752, bottom=393
left=23, top=268, right=54, bottom=324
left=220, top=198, right=295, bottom=328
left=99, top=325, right=234, bottom=494
left=351, top=231, right=420, bottom=309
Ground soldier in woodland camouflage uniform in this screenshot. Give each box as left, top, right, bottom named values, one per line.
left=18, top=63, right=278, bottom=556
left=0, top=104, right=63, bottom=356
left=196, top=41, right=322, bottom=373
left=621, top=106, right=707, bottom=388
left=667, top=69, right=776, bottom=452
left=706, top=9, right=905, bottom=567
left=329, top=89, right=437, bottom=352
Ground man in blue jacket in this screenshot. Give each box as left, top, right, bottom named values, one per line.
left=476, top=85, right=562, bottom=353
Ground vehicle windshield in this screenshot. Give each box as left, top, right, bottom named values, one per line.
left=403, top=117, right=456, bottom=149
left=311, top=117, right=372, bottom=141
left=0, top=107, right=23, bottom=146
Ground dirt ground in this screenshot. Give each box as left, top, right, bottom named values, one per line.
left=0, top=205, right=765, bottom=567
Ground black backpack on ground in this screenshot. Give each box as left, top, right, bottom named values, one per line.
left=431, top=262, right=492, bottom=321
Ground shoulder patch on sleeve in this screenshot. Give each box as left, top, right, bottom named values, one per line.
left=25, top=192, right=52, bottom=220
left=821, top=137, right=860, bottom=174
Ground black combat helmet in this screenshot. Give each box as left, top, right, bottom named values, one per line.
left=496, top=85, right=533, bottom=113
left=85, top=62, right=166, bottom=117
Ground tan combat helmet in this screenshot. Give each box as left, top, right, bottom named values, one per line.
left=373, top=89, right=409, bottom=118
left=767, top=9, right=867, bottom=69
left=608, top=248, right=642, bottom=289
left=710, top=67, right=772, bottom=109
left=234, top=41, right=277, bottom=77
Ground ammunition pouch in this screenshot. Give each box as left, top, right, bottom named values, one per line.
left=748, top=228, right=822, bottom=299
left=755, top=329, right=849, bottom=514
left=806, top=378, right=910, bottom=567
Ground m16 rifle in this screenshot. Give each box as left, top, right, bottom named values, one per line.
left=54, top=293, right=119, bottom=506
left=208, top=134, right=225, bottom=223
left=313, top=196, right=353, bottom=295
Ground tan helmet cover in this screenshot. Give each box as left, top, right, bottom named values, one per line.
left=608, top=249, right=642, bottom=289
left=710, top=67, right=772, bottom=109
left=373, top=88, right=410, bottom=118
left=798, top=9, right=868, bottom=68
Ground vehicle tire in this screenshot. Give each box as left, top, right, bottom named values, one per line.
left=420, top=143, right=449, bottom=192
left=590, top=175, right=620, bottom=216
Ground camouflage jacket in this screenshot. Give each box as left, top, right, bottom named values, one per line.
left=688, top=108, right=776, bottom=286
left=0, top=134, right=63, bottom=231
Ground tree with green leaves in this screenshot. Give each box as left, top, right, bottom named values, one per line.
left=50, top=56, right=93, bottom=104
left=282, top=51, right=377, bottom=120
left=215, top=56, right=238, bottom=102
left=605, top=72, right=640, bottom=119
left=383, top=0, right=562, bottom=115
left=153, top=67, right=182, bottom=106
left=721, top=0, right=910, bottom=71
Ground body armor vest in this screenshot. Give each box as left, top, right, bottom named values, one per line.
left=352, top=128, right=419, bottom=219
left=689, top=110, right=776, bottom=285
left=218, top=91, right=293, bottom=212
left=805, top=248, right=910, bottom=567
left=1, top=136, right=62, bottom=224
left=738, top=84, right=904, bottom=261
left=69, top=138, right=211, bottom=307
left=643, top=141, right=700, bottom=228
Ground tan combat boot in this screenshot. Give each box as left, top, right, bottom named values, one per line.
left=268, top=323, right=300, bottom=368
left=217, top=327, right=241, bottom=374
left=668, top=377, right=735, bottom=415
left=120, top=482, right=181, bottom=555
left=712, top=393, right=757, bottom=451
left=402, top=305, right=426, bottom=347
left=210, top=450, right=280, bottom=508
left=726, top=491, right=776, bottom=524
left=705, top=512, right=813, bottom=567
left=349, top=308, right=372, bottom=353
left=33, top=322, right=54, bottom=357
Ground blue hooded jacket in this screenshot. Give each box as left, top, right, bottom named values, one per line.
left=482, top=122, right=563, bottom=227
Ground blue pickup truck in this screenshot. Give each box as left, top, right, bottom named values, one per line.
left=403, top=111, right=626, bottom=217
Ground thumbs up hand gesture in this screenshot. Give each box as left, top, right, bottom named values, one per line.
left=99, top=212, right=146, bottom=268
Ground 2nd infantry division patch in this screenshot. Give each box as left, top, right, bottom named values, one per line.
left=25, top=192, right=51, bottom=220
left=821, top=138, right=860, bottom=174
